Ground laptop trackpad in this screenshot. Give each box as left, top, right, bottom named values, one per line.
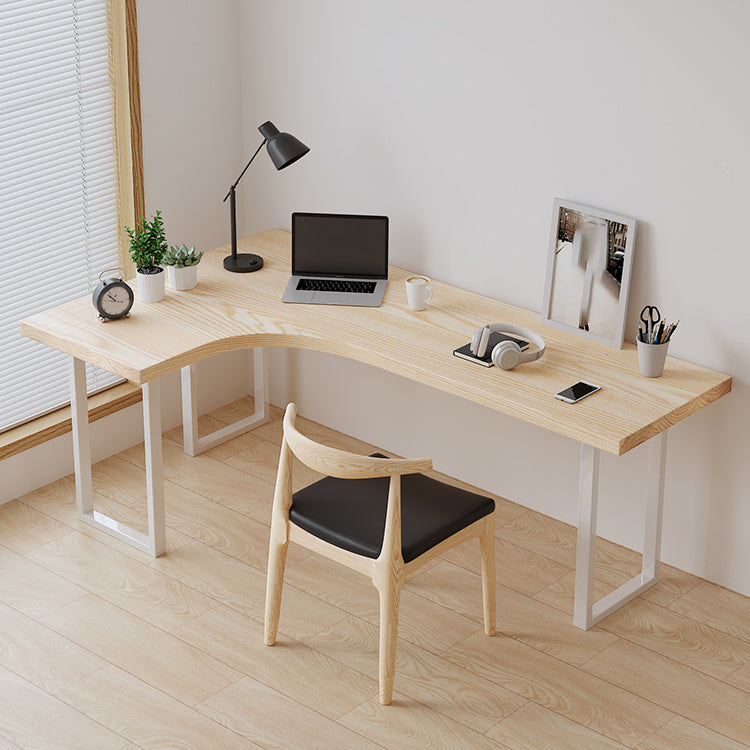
left=312, top=291, right=357, bottom=305
left=282, top=279, right=314, bottom=303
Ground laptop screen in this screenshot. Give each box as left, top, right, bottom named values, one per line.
left=292, top=213, right=388, bottom=279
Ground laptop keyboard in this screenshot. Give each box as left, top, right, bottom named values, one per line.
left=296, top=278, right=376, bottom=294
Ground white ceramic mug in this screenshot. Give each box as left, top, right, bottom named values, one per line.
left=405, top=275, right=433, bottom=311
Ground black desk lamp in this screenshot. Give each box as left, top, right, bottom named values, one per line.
left=223, top=121, right=309, bottom=272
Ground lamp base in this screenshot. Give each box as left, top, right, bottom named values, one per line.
left=223, top=253, right=264, bottom=273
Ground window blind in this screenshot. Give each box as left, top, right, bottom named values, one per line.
left=0, top=0, right=122, bottom=433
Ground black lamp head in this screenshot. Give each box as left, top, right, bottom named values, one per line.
left=259, top=120, right=310, bottom=170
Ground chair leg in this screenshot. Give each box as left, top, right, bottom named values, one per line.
left=479, top=514, right=496, bottom=636
left=376, top=572, right=404, bottom=705
left=264, top=538, right=288, bottom=646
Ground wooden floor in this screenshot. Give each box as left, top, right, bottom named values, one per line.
left=1, top=397, right=749, bottom=749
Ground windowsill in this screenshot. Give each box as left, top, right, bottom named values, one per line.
left=0, top=382, right=143, bottom=461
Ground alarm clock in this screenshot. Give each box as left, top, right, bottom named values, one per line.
left=92, top=269, right=134, bottom=321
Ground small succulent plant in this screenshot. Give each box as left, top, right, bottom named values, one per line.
left=162, top=244, right=202, bottom=268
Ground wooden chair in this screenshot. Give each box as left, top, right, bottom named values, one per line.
left=264, top=403, right=496, bottom=705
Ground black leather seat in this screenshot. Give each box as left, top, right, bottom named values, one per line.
left=290, top=455, right=495, bottom=563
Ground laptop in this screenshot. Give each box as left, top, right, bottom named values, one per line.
left=282, top=212, right=389, bottom=306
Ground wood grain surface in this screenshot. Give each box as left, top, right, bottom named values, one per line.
left=20, top=229, right=731, bottom=455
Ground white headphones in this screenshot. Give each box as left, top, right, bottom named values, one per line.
left=470, top=323, right=546, bottom=370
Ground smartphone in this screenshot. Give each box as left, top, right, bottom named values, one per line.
left=554, top=381, right=601, bottom=403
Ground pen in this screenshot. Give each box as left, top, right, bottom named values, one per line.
left=667, top=320, right=679, bottom=342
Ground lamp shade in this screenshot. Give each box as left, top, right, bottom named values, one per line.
left=259, top=121, right=310, bottom=170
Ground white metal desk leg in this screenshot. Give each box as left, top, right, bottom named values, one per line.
left=143, top=380, right=166, bottom=557
left=181, top=363, right=199, bottom=456
left=69, top=357, right=94, bottom=516
left=574, top=444, right=600, bottom=629
left=69, top=359, right=166, bottom=556
left=181, top=348, right=269, bottom=456
left=574, top=433, right=668, bottom=630
left=253, top=346, right=270, bottom=416
left=642, top=431, right=668, bottom=580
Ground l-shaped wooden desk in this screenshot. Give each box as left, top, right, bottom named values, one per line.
left=20, top=229, right=732, bottom=629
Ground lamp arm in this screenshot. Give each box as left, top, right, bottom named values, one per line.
left=223, top=138, right=267, bottom=202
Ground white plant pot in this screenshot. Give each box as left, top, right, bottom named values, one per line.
left=167, top=264, right=198, bottom=291
left=136, top=268, right=165, bottom=302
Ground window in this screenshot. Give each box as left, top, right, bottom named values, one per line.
left=0, top=0, right=142, bottom=434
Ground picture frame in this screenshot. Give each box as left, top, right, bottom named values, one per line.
left=542, top=198, right=636, bottom=349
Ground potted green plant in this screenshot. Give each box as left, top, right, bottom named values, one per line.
left=162, top=244, right=203, bottom=290
left=124, top=210, right=167, bottom=302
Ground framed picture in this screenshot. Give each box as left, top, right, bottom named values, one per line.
left=542, top=198, right=636, bottom=349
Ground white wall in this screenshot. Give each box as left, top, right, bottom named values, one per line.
left=137, top=0, right=243, bottom=254
left=136, top=0, right=252, bottom=420
left=238, top=0, right=750, bottom=595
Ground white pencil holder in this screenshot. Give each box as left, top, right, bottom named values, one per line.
left=637, top=340, right=669, bottom=378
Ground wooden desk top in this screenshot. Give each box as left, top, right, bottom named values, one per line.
left=21, top=229, right=731, bottom=455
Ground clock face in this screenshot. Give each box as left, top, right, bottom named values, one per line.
left=95, top=280, right=134, bottom=319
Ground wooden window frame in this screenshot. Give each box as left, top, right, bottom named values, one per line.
left=0, top=0, right=145, bottom=461
left=111, top=0, right=145, bottom=276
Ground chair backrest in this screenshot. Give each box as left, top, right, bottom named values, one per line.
left=281, top=403, right=432, bottom=479
left=274, top=404, right=434, bottom=567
